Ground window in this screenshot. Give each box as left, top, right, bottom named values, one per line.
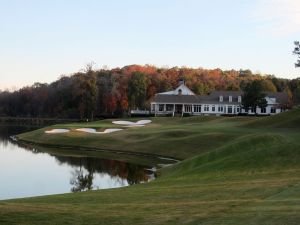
left=261, top=107, right=266, bottom=113
left=178, top=89, right=182, bottom=95
left=271, top=107, right=276, bottom=113
left=204, top=105, right=209, bottom=111
left=229, top=96, right=232, bottom=102
left=237, top=107, right=240, bottom=113
left=166, top=104, right=173, bottom=111
left=228, top=106, right=233, bottom=114
left=158, top=104, right=164, bottom=111
left=194, top=105, right=201, bottom=113
left=212, top=105, right=215, bottom=112
left=184, top=105, right=192, bottom=112
left=151, top=104, right=155, bottom=111
left=219, top=96, right=223, bottom=102
left=218, top=106, right=223, bottom=112
left=238, top=96, right=242, bottom=103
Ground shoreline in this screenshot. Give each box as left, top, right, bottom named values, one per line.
left=0, top=117, right=79, bottom=125
left=13, top=136, right=180, bottom=164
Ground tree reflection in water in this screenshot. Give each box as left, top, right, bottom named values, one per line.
left=58, top=156, right=152, bottom=192
left=70, top=167, right=94, bottom=192
left=9, top=139, right=154, bottom=193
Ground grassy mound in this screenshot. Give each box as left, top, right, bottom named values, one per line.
left=162, top=133, right=300, bottom=178
left=243, top=108, right=300, bottom=129
left=16, top=116, right=243, bottom=160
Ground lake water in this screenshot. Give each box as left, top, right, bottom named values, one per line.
left=0, top=124, right=155, bottom=200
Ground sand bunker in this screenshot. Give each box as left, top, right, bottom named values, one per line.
left=76, top=128, right=123, bottom=134
left=136, top=120, right=152, bottom=125
left=124, top=124, right=145, bottom=127
left=112, top=121, right=135, bottom=125
left=45, top=129, right=70, bottom=134
left=112, top=120, right=152, bottom=126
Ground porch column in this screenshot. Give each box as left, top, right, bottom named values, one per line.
left=173, top=104, right=175, bottom=117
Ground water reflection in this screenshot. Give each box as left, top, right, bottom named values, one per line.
left=0, top=124, right=36, bottom=147
left=70, top=168, right=94, bottom=192
left=54, top=155, right=153, bottom=192
left=0, top=124, right=155, bottom=199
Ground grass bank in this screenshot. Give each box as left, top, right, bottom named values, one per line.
left=1, top=109, right=300, bottom=224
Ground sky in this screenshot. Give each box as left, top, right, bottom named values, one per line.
left=1, top=0, right=300, bottom=90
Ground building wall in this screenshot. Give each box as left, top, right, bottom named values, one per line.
left=151, top=103, right=283, bottom=116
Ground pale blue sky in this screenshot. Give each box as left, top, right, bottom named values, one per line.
left=1, top=0, right=300, bottom=89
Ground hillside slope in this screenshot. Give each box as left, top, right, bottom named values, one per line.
left=242, top=108, right=300, bottom=129
left=161, top=133, right=300, bottom=178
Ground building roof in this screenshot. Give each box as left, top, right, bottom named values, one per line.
left=158, top=84, right=195, bottom=96
left=153, top=84, right=289, bottom=105
left=265, top=92, right=289, bottom=104
left=197, top=96, right=241, bottom=105
left=210, top=91, right=242, bottom=97
left=153, top=94, right=200, bottom=104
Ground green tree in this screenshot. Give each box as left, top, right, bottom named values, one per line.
left=76, top=63, right=98, bottom=120
left=128, top=72, right=147, bottom=109
left=293, top=41, right=300, bottom=67
left=242, top=80, right=267, bottom=114
left=293, top=85, right=300, bottom=104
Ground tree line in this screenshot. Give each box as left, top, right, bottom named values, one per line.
left=0, top=64, right=299, bottom=119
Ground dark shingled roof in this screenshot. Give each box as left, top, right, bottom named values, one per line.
left=265, top=92, right=289, bottom=104
left=154, top=94, right=200, bottom=104
left=153, top=91, right=289, bottom=105
left=200, top=91, right=242, bottom=105
left=210, top=91, right=243, bottom=97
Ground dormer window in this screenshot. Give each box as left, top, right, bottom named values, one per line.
left=229, top=96, right=232, bottom=102
left=178, top=78, right=185, bottom=86
left=219, top=95, right=223, bottom=102
left=178, top=89, right=182, bottom=95
left=238, top=96, right=242, bottom=103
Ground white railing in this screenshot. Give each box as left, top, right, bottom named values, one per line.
left=130, top=109, right=150, bottom=115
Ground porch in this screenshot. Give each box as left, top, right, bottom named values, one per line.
left=151, top=103, right=199, bottom=116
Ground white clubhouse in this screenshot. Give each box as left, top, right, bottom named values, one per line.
left=150, top=80, right=289, bottom=116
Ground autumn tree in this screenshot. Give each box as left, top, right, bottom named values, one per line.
left=261, top=80, right=277, bottom=92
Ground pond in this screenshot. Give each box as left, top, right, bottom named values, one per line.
left=0, top=124, right=156, bottom=200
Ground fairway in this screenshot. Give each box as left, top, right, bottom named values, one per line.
left=1, top=109, right=300, bottom=224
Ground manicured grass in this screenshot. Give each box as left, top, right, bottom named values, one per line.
left=1, top=109, right=300, bottom=224
left=16, top=116, right=257, bottom=160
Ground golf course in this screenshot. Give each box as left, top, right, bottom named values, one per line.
left=1, top=109, right=300, bottom=225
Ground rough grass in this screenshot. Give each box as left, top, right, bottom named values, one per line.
left=1, top=109, right=300, bottom=224
left=242, top=108, right=300, bottom=129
